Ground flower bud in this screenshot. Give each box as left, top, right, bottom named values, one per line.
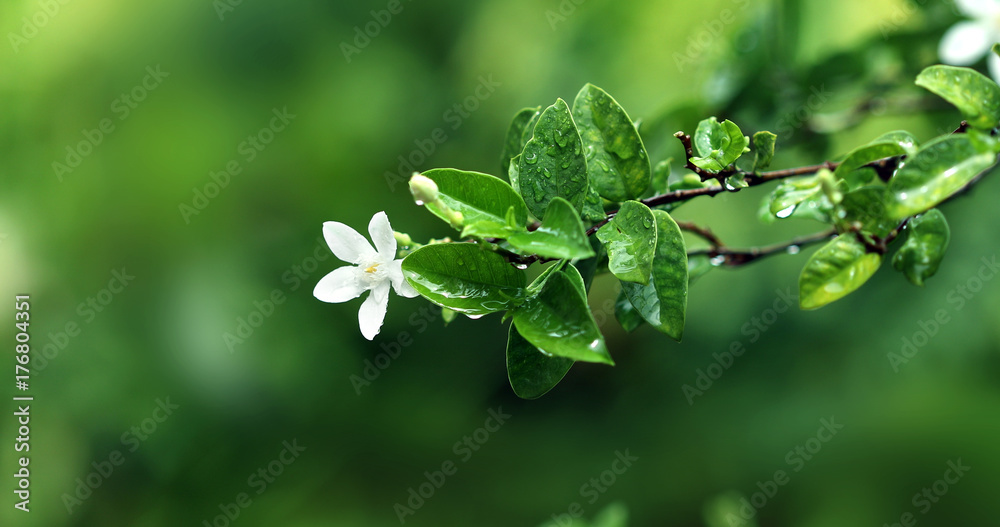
left=448, top=210, right=464, bottom=229
left=393, top=231, right=412, bottom=246
left=409, top=173, right=439, bottom=205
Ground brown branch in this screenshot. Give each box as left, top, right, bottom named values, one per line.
left=676, top=221, right=725, bottom=249
left=689, top=229, right=837, bottom=267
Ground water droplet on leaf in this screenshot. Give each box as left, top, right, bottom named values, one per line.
left=776, top=205, right=796, bottom=219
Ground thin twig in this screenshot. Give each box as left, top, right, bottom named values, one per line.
left=676, top=221, right=725, bottom=249
left=689, top=229, right=837, bottom=267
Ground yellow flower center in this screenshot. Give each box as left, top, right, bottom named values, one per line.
left=364, top=263, right=380, bottom=274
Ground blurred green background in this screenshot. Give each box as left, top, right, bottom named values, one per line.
left=2, top=0, right=999, bottom=525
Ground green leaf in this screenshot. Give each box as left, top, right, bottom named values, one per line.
left=460, top=220, right=518, bottom=240
left=508, top=154, right=522, bottom=193
left=769, top=175, right=824, bottom=215
left=508, top=198, right=595, bottom=260
left=518, top=99, right=589, bottom=219
left=614, top=289, right=644, bottom=333
left=916, top=65, right=1000, bottom=129
left=582, top=185, right=609, bottom=222
left=650, top=159, right=672, bottom=195
left=505, top=323, right=574, bottom=399
left=596, top=201, right=657, bottom=285
left=572, top=84, right=652, bottom=201
left=572, top=236, right=606, bottom=292
left=402, top=243, right=527, bottom=316
left=690, top=117, right=749, bottom=173
left=620, top=210, right=687, bottom=340
left=521, top=110, right=542, bottom=146
left=886, top=134, right=997, bottom=219
left=833, top=141, right=907, bottom=189
left=839, top=187, right=895, bottom=238
left=501, top=107, right=541, bottom=176
left=513, top=266, right=614, bottom=365
left=871, top=130, right=919, bottom=156
left=892, top=209, right=950, bottom=286
left=421, top=168, right=529, bottom=232
left=798, top=234, right=882, bottom=310
left=752, top=131, right=777, bottom=171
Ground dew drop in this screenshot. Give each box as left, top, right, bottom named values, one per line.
left=824, top=282, right=844, bottom=294
left=515, top=263, right=529, bottom=270
left=724, top=181, right=737, bottom=191
left=466, top=313, right=485, bottom=320
left=597, top=160, right=611, bottom=173
left=710, top=255, right=726, bottom=266
left=543, top=168, right=552, bottom=179
left=786, top=245, right=800, bottom=255
left=525, top=153, right=539, bottom=164
left=414, top=200, right=425, bottom=206
left=776, top=205, right=796, bottom=219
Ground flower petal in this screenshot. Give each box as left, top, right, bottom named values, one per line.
left=313, top=266, right=365, bottom=303
left=368, top=211, right=397, bottom=258
left=358, top=282, right=390, bottom=340
left=955, top=0, right=1000, bottom=18
left=939, top=21, right=994, bottom=65
left=386, top=259, right=419, bottom=298
left=323, top=221, right=375, bottom=264
left=989, top=50, right=1000, bottom=84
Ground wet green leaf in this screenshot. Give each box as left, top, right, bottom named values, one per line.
left=752, top=131, right=777, bottom=171
left=508, top=198, right=595, bottom=260
left=421, top=168, right=529, bottom=232
left=620, top=210, right=688, bottom=340
left=870, top=130, right=919, bottom=156
left=834, top=141, right=907, bottom=189
left=690, top=117, right=749, bottom=173
left=798, top=234, right=882, bottom=310
left=505, top=323, right=573, bottom=399
left=839, top=187, right=895, bottom=238
left=501, top=107, right=541, bottom=176
left=892, top=209, right=950, bottom=286
left=650, top=159, right=672, bottom=195
left=520, top=110, right=542, bottom=146
left=769, top=175, right=824, bottom=215
left=582, top=185, right=609, bottom=222
left=886, top=134, right=997, bottom=219
left=614, top=289, right=644, bottom=333
left=513, top=266, right=613, bottom=365
left=518, top=99, right=589, bottom=219
left=572, top=84, right=651, bottom=201
left=572, top=236, right=606, bottom=292
left=916, top=65, right=1000, bottom=129
left=402, top=243, right=527, bottom=316
left=596, top=201, right=657, bottom=285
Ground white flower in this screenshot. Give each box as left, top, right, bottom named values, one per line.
left=313, top=211, right=418, bottom=340
left=939, top=0, right=1000, bottom=81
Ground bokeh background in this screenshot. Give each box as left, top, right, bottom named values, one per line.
left=3, top=0, right=1000, bottom=525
